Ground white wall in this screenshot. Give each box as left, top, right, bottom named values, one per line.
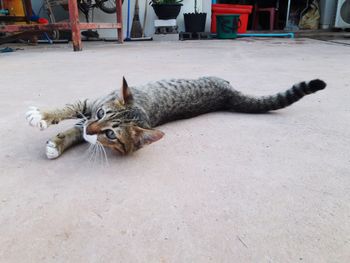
left=202, top=0, right=212, bottom=33
left=31, top=0, right=212, bottom=38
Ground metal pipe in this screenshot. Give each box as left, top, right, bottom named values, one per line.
left=285, top=0, right=291, bottom=30
left=237, top=32, right=295, bottom=38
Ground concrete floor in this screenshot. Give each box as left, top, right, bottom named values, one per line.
left=0, top=39, right=349, bottom=262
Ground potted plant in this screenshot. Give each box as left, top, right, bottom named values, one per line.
left=150, top=0, right=183, bottom=20
left=183, top=0, right=207, bottom=32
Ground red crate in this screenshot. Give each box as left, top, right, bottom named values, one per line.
left=211, top=4, right=253, bottom=34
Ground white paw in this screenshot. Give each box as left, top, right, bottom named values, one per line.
left=46, top=141, right=60, bottom=159
left=25, top=106, right=48, bottom=130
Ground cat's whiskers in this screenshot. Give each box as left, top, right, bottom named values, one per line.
left=97, top=143, right=103, bottom=166
left=88, top=143, right=98, bottom=165
left=93, top=144, right=100, bottom=167
left=97, top=141, right=109, bottom=167
left=81, top=136, right=109, bottom=167
left=83, top=143, right=94, bottom=159
left=92, top=144, right=99, bottom=166
left=97, top=143, right=106, bottom=167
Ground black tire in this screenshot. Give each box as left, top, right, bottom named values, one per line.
left=97, top=0, right=124, bottom=14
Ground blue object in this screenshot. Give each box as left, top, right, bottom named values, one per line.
left=0, top=47, right=14, bottom=53
left=0, top=9, right=9, bottom=15
left=237, top=33, right=295, bottom=39
left=30, top=15, right=40, bottom=21
left=43, top=33, right=53, bottom=44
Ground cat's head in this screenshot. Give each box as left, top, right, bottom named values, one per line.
left=83, top=77, right=164, bottom=154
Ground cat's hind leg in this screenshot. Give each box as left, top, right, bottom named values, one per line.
left=46, top=126, right=84, bottom=159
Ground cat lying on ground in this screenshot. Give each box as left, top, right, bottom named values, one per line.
left=26, top=77, right=326, bottom=159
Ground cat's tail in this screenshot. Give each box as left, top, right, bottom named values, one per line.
left=228, top=79, right=326, bottom=113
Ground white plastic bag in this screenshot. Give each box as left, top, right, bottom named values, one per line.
left=299, top=0, right=320, bottom=30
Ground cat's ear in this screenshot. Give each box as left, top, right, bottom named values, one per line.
left=120, top=76, right=133, bottom=105
left=130, top=126, right=164, bottom=149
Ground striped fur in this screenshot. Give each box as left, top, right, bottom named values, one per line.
left=26, top=77, right=326, bottom=158
left=130, top=77, right=326, bottom=125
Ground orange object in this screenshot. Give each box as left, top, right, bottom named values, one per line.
left=3, top=0, right=26, bottom=16
left=211, top=4, right=253, bottom=34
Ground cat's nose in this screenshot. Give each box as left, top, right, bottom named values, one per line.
left=86, top=122, right=100, bottom=135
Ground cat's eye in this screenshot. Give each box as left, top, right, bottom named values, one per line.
left=96, top=108, right=105, bottom=119
left=105, top=129, right=116, bottom=140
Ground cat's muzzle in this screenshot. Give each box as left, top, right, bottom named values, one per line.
left=83, top=125, right=97, bottom=145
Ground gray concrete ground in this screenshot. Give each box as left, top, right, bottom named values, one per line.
left=0, top=39, right=349, bottom=262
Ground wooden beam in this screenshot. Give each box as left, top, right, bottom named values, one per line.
left=0, top=23, right=122, bottom=32
left=68, top=0, right=82, bottom=51
left=116, top=0, right=123, bottom=43
left=80, top=23, right=122, bottom=30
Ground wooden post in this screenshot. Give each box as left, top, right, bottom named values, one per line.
left=68, top=0, right=82, bottom=51
left=116, top=0, right=123, bottom=43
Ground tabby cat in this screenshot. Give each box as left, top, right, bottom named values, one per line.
left=26, top=77, right=326, bottom=159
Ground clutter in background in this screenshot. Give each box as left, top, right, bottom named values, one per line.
left=299, top=0, right=321, bottom=30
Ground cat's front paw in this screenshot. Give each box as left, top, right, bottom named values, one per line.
left=25, top=107, right=48, bottom=130
left=46, top=141, right=60, bottom=159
